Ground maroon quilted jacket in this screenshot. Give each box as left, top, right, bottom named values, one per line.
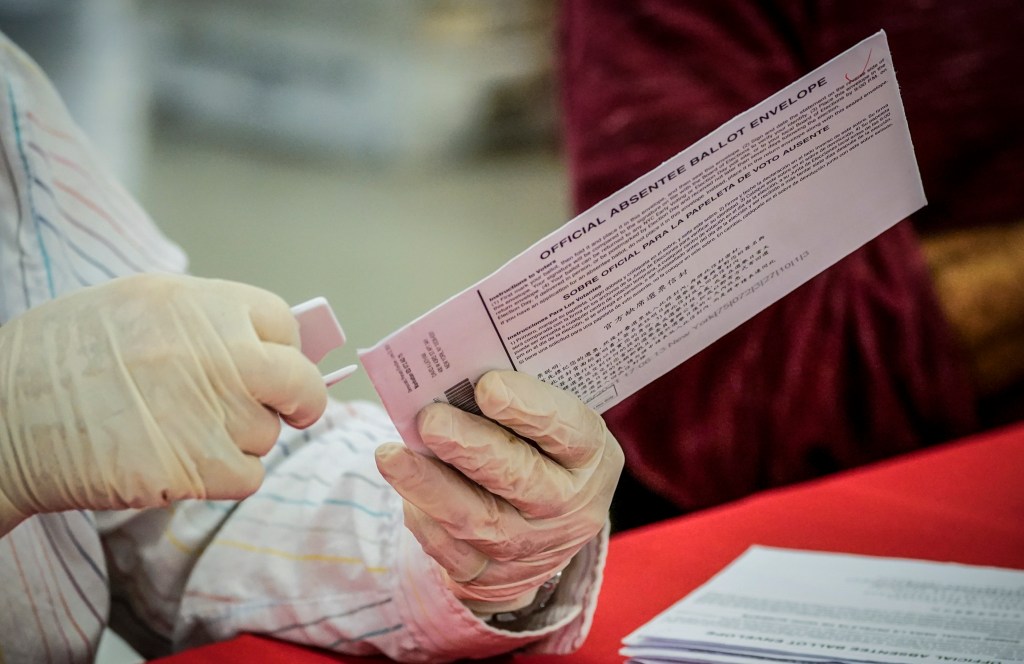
left=558, top=1, right=1023, bottom=520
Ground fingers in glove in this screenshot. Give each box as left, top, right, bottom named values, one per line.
left=215, top=279, right=302, bottom=348
left=374, top=442, right=532, bottom=557
left=233, top=342, right=327, bottom=429
left=401, top=500, right=489, bottom=583
left=475, top=370, right=614, bottom=471
left=402, top=500, right=547, bottom=610
left=416, top=403, right=573, bottom=515
left=219, top=396, right=283, bottom=457
left=197, top=280, right=326, bottom=428
left=197, top=451, right=266, bottom=501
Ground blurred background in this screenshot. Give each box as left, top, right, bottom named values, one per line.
left=0, top=0, right=570, bottom=406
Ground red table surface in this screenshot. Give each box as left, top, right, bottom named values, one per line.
left=152, top=422, right=1024, bottom=663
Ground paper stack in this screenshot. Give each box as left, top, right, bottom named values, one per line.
left=622, top=546, right=1024, bottom=664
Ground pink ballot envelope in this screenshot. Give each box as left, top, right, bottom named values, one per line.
left=358, top=31, right=926, bottom=453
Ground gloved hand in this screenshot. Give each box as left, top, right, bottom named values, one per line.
left=0, top=274, right=327, bottom=536
left=375, top=370, right=623, bottom=615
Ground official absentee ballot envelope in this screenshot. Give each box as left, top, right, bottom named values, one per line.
left=358, top=31, right=925, bottom=453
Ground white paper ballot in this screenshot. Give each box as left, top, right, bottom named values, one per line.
left=622, top=546, right=1024, bottom=664
left=358, top=31, right=926, bottom=452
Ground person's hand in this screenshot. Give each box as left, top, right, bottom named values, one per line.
left=0, top=274, right=327, bottom=535
left=374, top=370, right=623, bottom=615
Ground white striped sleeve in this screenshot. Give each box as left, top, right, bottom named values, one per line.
left=100, top=399, right=605, bottom=661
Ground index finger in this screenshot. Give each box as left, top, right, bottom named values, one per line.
left=233, top=342, right=328, bottom=428
left=209, top=279, right=301, bottom=348
left=473, top=370, right=611, bottom=470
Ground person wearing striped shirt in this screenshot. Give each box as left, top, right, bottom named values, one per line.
left=0, top=32, right=623, bottom=663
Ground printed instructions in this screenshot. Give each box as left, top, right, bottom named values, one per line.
left=358, top=31, right=926, bottom=452
left=621, top=546, right=1024, bottom=664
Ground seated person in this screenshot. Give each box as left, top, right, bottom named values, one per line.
left=557, top=1, right=1024, bottom=529
left=0, top=33, right=623, bottom=662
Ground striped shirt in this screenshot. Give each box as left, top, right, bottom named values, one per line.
left=0, top=32, right=605, bottom=663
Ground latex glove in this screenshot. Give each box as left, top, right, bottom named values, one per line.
left=375, top=370, right=623, bottom=615
left=0, top=274, right=327, bottom=535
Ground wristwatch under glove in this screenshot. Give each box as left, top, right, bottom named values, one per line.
left=486, top=571, right=562, bottom=627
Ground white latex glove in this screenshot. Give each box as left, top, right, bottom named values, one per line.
left=374, top=370, right=623, bottom=615
left=0, top=274, right=327, bottom=535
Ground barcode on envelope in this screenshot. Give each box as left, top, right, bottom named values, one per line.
left=444, top=378, right=483, bottom=416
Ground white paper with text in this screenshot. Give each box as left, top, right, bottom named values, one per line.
left=621, top=546, right=1024, bottom=664
left=358, top=31, right=925, bottom=452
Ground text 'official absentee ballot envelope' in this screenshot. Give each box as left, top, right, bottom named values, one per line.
left=357, top=31, right=925, bottom=453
